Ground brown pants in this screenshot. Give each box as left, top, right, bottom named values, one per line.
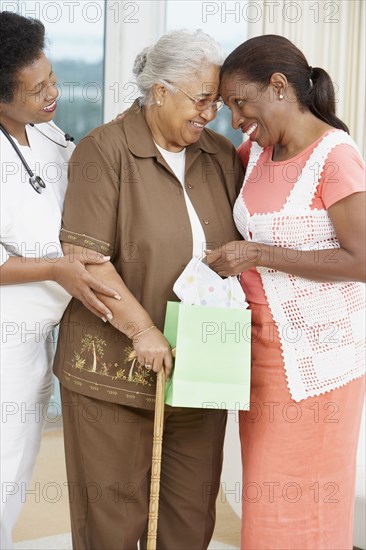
left=60, top=386, right=227, bottom=550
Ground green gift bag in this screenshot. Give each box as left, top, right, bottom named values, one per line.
left=163, top=301, right=251, bottom=410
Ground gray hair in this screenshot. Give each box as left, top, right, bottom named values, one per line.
left=133, top=29, right=225, bottom=105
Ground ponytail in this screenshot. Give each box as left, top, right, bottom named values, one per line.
left=308, top=67, right=349, bottom=132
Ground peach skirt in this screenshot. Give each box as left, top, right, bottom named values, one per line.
left=239, top=303, right=365, bottom=550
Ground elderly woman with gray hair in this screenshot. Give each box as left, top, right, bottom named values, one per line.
left=54, top=29, right=243, bottom=549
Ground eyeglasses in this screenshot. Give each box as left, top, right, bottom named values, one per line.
left=174, top=86, right=224, bottom=112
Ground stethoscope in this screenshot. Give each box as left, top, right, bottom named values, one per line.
left=0, top=122, right=74, bottom=194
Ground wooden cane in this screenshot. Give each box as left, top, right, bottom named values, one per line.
left=127, top=349, right=175, bottom=548
left=146, top=367, right=166, bottom=550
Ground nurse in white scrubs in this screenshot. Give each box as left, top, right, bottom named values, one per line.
left=0, top=12, right=119, bottom=548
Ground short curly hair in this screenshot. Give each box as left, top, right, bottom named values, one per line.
left=0, top=11, right=45, bottom=103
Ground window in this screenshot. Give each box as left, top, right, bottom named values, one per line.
left=6, top=0, right=105, bottom=143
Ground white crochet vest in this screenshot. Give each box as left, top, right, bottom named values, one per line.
left=234, top=131, right=365, bottom=401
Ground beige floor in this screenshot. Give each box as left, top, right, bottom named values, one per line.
left=14, top=429, right=241, bottom=548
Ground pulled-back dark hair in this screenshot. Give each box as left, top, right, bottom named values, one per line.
left=221, top=34, right=349, bottom=133
left=0, top=11, right=45, bottom=103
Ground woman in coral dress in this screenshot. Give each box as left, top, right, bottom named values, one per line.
left=208, top=35, right=365, bottom=550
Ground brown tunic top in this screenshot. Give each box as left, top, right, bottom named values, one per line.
left=54, top=101, right=244, bottom=410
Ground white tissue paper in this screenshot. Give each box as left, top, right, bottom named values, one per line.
left=173, top=256, right=248, bottom=309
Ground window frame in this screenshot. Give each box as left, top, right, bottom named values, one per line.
left=103, top=1, right=166, bottom=122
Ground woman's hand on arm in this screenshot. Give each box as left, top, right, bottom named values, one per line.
left=207, top=192, right=366, bottom=283
left=53, top=243, right=122, bottom=320
left=0, top=244, right=122, bottom=321
left=85, top=258, right=173, bottom=378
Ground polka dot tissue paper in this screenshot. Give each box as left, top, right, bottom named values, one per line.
left=173, top=256, right=248, bottom=309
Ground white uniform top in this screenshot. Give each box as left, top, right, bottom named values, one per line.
left=0, top=122, right=74, bottom=333
left=155, top=143, right=207, bottom=258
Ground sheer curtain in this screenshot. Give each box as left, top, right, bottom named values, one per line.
left=246, top=0, right=365, bottom=154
